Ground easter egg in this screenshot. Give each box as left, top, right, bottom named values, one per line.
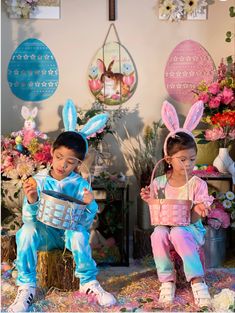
left=164, top=40, right=216, bottom=105
left=7, top=38, right=59, bottom=101
left=88, top=41, right=138, bottom=106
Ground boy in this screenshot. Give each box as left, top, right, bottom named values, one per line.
left=8, top=131, right=117, bottom=313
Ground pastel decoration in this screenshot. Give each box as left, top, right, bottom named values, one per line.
left=161, top=100, right=204, bottom=155
left=164, top=40, right=216, bottom=105
left=88, top=41, right=138, bottom=106
left=62, top=99, right=109, bottom=154
left=7, top=38, right=59, bottom=101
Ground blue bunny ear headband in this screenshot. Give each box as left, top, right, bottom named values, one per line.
left=62, top=99, right=109, bottom=155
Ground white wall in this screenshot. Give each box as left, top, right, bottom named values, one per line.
left=1, top=0, right=234, bottom=233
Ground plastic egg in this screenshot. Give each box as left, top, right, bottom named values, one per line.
left=88, top=41, right=138, bottom=106
left=7, top=38, right=59, bottom=101
left=164, top=40, right=216, bottom=105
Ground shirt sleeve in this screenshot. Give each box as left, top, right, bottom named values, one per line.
left=22, top=195, right=40, bottom=223
left=193, top=178, right=214, bottom=207
left=78, top=180, right=98, bottom=230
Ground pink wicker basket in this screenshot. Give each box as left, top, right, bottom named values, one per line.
left=147, top=158, right=192, bottom=226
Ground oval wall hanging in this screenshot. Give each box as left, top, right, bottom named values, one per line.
left=164, top=40, right=216, bottom=105
left=7, top=38, right=59, bottom=102
left=88, top=24, right=138, bottom=106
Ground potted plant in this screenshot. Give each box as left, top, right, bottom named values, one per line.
left=203, top=190, right=234, bottom=268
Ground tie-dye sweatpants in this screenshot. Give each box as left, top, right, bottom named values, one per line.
left=15, top=221, right=98, bottom=287
left=151, top=221, right=206, bottom=282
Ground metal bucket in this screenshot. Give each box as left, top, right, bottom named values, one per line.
left=37, top=190, right=86, bottom=231
left=203, top=226, right=227, bottom=268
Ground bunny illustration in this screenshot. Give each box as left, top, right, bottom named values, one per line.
left=97, top=59, right=130, bottom=99
left=12, top=106, right=47, bottom=147
left=161, top=100, right=204, bottom=155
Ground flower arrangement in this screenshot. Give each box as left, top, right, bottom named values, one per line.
left=194, top=58, right=235, bottom=148
left=1, top=135, right=52, bottom=181
left=205, top=191, right=235, bottom=229
left=4, top=0, right=39, bottom=18
left=158, top=0, right=208, bottom=22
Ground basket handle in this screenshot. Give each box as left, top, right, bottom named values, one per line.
left=149, top=158, right=190, bottom=200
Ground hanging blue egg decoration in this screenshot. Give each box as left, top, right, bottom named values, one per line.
left=7, top=38, right=59, bottom=102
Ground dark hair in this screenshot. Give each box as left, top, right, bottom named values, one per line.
left=166, top=132, right=197, bottom=156
left=163, top=132, right=197, bottom=172
left=52, top=131, right=87, bottom=160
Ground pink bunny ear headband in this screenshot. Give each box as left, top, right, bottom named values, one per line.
left=161, top=100, right=204, bottom=156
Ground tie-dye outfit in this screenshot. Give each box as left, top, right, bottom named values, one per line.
left=15, top=169, right=98, bottom=288
left=151, top=175, right=214, bottom=283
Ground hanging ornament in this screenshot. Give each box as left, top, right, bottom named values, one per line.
left=88, top=23, right=138, bottom=106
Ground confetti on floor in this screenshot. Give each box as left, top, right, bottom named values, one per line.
left=1, top=265, right=235, bottom=312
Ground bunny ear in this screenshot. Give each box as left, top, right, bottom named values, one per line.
left=183, top=100, right=204, bottom=131
left=31, top=107, right=38, bottom=118
left=80, top=113, right=109, bottom=137
left=97, top=59, right=106, bottom=72
left=62, top=99, right=78, bottom=131
left=161, top=101, right=180, bottom=132
left=107, top=60, right=115, bottom=71
left=21, top=106, right=30, bottom=120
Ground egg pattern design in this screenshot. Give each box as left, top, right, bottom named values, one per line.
left=164, top=40, right=216, bottom=105
left=88, top=41, right=138, bottom=106
left=7, top=38, right=59, bottom=101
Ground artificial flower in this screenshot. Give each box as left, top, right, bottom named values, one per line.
left=212, top=288, right=235, bottom=312
left=158, top=0, right=184, bottom=21
left=194, top=58, right=235, bottom=148
left=1, top=134, right=52, bottom=181
left=207, top=191, right=235, bottom=229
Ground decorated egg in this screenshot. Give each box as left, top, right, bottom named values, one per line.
left=7, top=38, right=59, bottom=101
left=88, top=41, right=138, bottom=106
left=164, top=40, right=216, bottom=105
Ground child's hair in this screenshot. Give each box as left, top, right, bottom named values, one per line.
left=166, top=132, right=197, bottom=156
left=52, top=131, right=87, bottom=161
left=163, top=132, right=197, bottom=173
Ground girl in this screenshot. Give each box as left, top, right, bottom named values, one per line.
left=140, top=101, right=214, bottom=308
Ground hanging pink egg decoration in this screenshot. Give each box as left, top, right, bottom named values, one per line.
left=88, top=42, right=138, bottom=106
left=164, top=40, right=216, bottom=105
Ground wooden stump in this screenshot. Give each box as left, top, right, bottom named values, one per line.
left=37, top=250, right=80, bottom=290
left=1, top=235, right=17, bottom=263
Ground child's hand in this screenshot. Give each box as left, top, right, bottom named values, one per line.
left=23, top=178, right=38, bottom=204
left=83, top=188, right=94, bottom=204
left=140, top=186, right=151, bottom=202
left=193, top=203, right=208, bottom=218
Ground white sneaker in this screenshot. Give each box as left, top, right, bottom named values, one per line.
left=159, top=282, right=176, bottom=304
left=191, top=282, right=211, bottom=308
left=80, top=280, right=116, bottom=307
left=8, top=286, right=36, bottom=313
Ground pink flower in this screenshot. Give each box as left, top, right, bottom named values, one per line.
left=204, top=127, right=225, bottom=141
left=198, top=92, right=209, bottom=104
left=221, top=87, right=234, bottom=105
left=208, top=96, right=221, bottom=109
left=123, top=74, right=135, bottom=86
left=89, top=79, right=102, bottom=91
left=208, top=205, right=230, bottom=228
left=208, top=82, right=220, bottom=95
